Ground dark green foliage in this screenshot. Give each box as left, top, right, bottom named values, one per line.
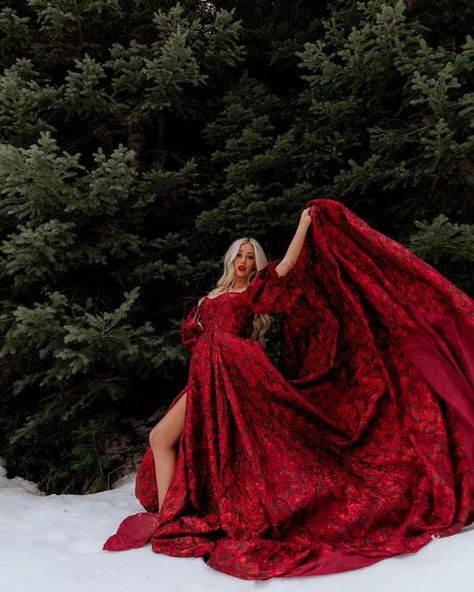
left=0, top=0, right=472, bottom=494
left=406, top=213, right=474, bottom=292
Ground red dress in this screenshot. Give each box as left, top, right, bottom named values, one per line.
left=103, top=199, right=474, bottom=580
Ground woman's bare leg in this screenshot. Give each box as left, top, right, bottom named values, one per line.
left=149, top=391, right=187, bottom=511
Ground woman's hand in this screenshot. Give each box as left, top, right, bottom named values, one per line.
left=299, top=207, right=311, bottom=227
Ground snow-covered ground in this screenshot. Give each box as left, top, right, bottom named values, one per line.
left=1, top=462, right=473, bottom=592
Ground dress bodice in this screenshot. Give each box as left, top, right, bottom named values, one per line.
left=197, top=292, right=255, bottom=337
left=180, top=259, right=304, bottom=353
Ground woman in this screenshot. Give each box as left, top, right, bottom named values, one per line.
left=147, top=206, right=312, bottom=514
left=104, top=198, right=474, bottom=581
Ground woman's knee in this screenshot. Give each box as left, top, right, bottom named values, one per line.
left=148, top=391, right=187, bottom=450
left=149, top=423, right=170, bottom=449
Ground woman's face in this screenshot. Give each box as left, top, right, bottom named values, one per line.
left=233, top=242, right=256, bottom=280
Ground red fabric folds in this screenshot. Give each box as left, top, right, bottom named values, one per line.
left=103, top=198, right=474, bottom=580
left=400, top=306, right=474, bottom=515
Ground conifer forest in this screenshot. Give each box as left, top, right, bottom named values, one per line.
left=0, top=0, right=473, bottom=494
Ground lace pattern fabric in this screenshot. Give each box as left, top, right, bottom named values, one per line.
left=104, top=199, right=474, bottom=580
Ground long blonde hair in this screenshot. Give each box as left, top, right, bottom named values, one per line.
left=195, top=237, right=272, bottom=345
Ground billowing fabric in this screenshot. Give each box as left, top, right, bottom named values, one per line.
left=103, top=198, right=474, bottom=580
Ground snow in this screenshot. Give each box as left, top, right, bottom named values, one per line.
left=1, top=461, right=473, bottom=592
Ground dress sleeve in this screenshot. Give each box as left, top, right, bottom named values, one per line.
left=180, top=303, right=203, bottom=353
left=245, top=259, right=304, bottom=315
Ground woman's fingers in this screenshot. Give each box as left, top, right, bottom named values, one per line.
left=300, top=207, right=312, bottom=225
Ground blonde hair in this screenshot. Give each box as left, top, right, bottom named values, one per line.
left=195, top=237, right=272, bottom=345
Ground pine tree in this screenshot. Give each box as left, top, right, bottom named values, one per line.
left=0, top=0, right=472, bottom=494
left=293, top=0, right=474, bottom=227
left=0, top=1, right=247, bottom=493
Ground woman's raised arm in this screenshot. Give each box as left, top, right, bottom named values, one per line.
left=275, top=207, right=312, bottom=278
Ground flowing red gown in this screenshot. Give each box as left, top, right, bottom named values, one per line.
left=103, top=198, right=474, bottom=580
